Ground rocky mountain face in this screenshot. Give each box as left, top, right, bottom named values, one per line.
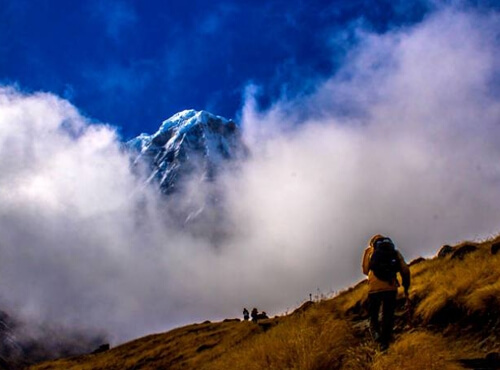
left=126, top=109, right=247, bottom=241
left=127, top=109, right=246, bottom=195
left=0, top=309, right=104, bottom=369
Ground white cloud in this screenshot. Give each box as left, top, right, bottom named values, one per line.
left=0, top=5, right=500, bottom=353
left=226, top=6, right=500, bottom=302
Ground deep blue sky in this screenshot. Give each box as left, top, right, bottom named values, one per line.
left=0, top=0, right=468, bottom=139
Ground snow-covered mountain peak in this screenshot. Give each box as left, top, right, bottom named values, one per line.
left=157, top=109, right=230, bottom=133
left=144, top=109, right=236, bottom=147
left=127, top=109, right=245, bottom=194
left=157, top=109, right=198, bottom=134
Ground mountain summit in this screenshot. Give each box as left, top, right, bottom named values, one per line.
left=127, top=109, right=245, bottom=194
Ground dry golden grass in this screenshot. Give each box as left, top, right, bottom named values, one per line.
left=332, top=280, right=369, bottom=315
left=30, top=320, right=263, bottom=370
left=371, top=331, right=466, bottom=370
left=412, top=243, right=500, bottom=323
left=205, top=313, right=356, bottom=370
left=340, top=339, right=378, bottom=370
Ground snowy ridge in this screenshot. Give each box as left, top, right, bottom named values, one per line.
left=127, top=109, right=245, bottom=194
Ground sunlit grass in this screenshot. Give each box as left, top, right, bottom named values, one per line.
left=206, top=314, right=356, bottom=370
left=371, top=331, right=467, bottom=370
left=333, top=281, right=369, bottom=315
left=412, top=242, right=500, bottom=323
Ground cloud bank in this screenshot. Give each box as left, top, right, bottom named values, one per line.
left=0, top=5, right=500, bottom=350
left=231, top=6, right=500, bottom=296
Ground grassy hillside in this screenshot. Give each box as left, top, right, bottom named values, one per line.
left=29, top=235, right=500, bottom=369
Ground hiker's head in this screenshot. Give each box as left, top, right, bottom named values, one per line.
left=370, top=234, right=385, bottom=247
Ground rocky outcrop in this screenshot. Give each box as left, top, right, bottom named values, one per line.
left=437, top=245, right=454, bottom=258
left=451, top=244, right=477, bottom=260
left=91, top=344, right=110, bottom=354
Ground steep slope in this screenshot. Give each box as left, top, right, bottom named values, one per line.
left=30, top=235, right=500, bottom=369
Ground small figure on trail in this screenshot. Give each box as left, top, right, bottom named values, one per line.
left=243, top=308, right=249, bottom=321
left=257, top=311, right=269, bottom=320
left=362, top=234, right=410, bottom=351
left=251, top=308, right=258, bottom=323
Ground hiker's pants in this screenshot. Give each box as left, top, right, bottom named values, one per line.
left=368, top=290, right=397, bottom=345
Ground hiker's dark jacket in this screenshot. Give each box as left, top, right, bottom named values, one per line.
left=362, top=239, right=410, bottom=293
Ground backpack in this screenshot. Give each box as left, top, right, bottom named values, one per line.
left=369, top=238, right=400, bottom=282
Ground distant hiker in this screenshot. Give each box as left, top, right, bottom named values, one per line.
left=257, top=311, right=269, bottom=320
left=251, top=308, right=258, bottom=323
left=243, top=308, right=249, bottom=321
left=362, top=234, right=410, bottom=351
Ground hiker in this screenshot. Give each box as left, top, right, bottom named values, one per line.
left=243, top=308, right=249, bottom=321
left=251, top=308, right=258, bottom=323
left=257, top=311, right=269, bottom=320
left=362, top=234, right=410, bottom=350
